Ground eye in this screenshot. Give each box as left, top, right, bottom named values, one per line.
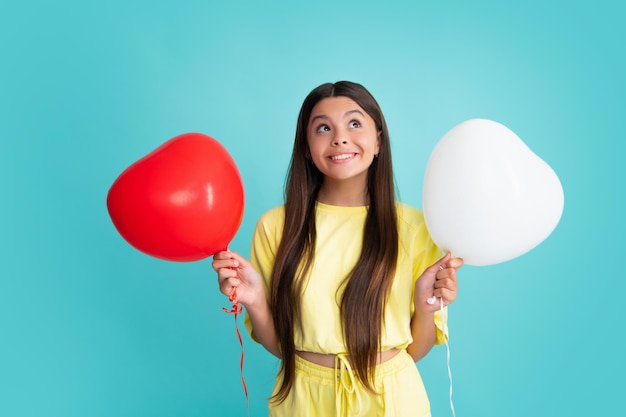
left=349, top=120, right=361, bottom=128
left=315, top=124, right=330, bottom=133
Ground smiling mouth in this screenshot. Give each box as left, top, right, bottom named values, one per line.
left=329, top=153, right=357, bottom=161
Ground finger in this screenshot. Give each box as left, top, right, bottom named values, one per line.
left=217, top=264, right=239, bottom=282
left=213, top=258, right=240, bottom=271
left=223, top=250, right=249, bottom=265
left=433, top=283, right=457, bottom=297
left=212, top=250, right=235, bottom=260
left=439, top=252, right=452, bottom=267
left=443, top=288, right=457, bottom=305
left=435, top=271, right=454, bottom=285
left=435, top=288, right=457, bottom=305
left=220, top=278, right=241, bottom=295
left=429, top=252, right=451, bottom=274
left=434, top=268, right=457, bottom=287
left=437, top=267, right=457, bottom=280
left=437, top=262, right=460, bottom=280
left=446, top=257, right=464, bottom=270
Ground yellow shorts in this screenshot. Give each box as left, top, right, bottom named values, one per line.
left=269, top=349, right=431, bottom=417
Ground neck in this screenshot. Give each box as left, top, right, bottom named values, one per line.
left=317, top=178, right=369, bottom=207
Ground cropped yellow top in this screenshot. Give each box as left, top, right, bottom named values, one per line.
left=245, top=201, right=447, bottom=354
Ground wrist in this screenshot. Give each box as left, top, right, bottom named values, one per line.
left=413, top=299, right=436, bottom=320
left=242, top=293, right=269, bottom=315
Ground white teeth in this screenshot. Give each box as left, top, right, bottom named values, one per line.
left=330, top=153, right=355, bottom=160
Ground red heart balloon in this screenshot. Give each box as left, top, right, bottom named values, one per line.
left=107, top=132, right=244, bottom=262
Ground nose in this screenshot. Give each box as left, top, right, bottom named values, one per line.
left=332, top=129, right=349, bottom=146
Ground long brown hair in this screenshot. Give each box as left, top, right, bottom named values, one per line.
left=270, top=81, right=399, bottom=403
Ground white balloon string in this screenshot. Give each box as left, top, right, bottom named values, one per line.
left=441, top=296, right=456, bottom=417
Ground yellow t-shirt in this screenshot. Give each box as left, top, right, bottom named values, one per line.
left=246, top=201, right=447, bottom=354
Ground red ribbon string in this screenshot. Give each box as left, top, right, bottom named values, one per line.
left=222, top=286, right=249, bottom=415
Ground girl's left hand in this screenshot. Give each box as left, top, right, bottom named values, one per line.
left=415, top=252, right=463, bottom=313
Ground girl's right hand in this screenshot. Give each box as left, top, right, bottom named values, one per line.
left=211, top=250, right=264, bottom=309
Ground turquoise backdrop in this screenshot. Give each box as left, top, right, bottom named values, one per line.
left=1, top=1, right=623, bottom=416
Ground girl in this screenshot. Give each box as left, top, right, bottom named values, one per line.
left=212, top=81, right=462, bottom=416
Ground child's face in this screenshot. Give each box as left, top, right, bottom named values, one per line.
left=306, top=96, right=380, bottom=185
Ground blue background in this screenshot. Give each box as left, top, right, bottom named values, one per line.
left=1, top=1, right=623, bottom=416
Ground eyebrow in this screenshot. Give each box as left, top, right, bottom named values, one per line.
left=309, top=109, right=366, bottom=125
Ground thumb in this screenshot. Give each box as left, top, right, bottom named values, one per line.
left=433, top=252, right=452, bottom=271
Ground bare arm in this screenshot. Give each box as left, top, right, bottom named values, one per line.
left=407, top=309, right=437, bottom=361
left=212, top=250, right=281, bottom=358
left=407, top=253, right=463, bottom=362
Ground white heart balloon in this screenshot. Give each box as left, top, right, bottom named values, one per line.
left=422, top=119, right=564, bottom=266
